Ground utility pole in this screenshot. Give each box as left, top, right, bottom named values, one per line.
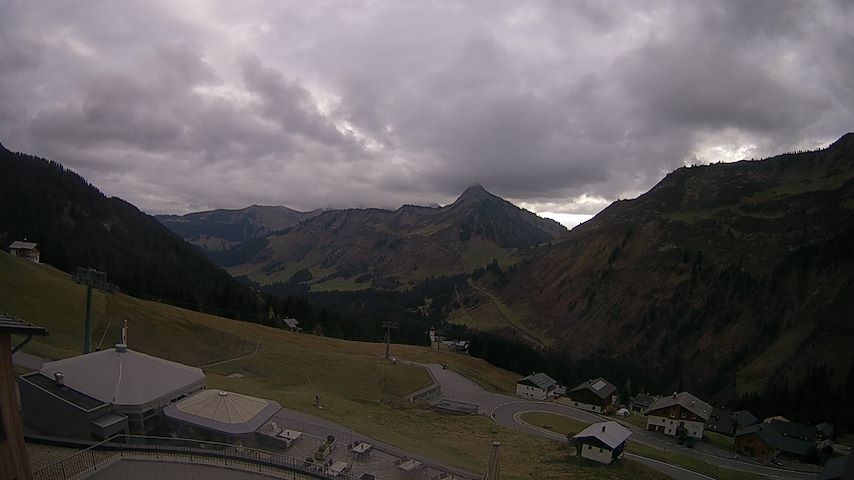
left=73, top=267, right=117, bottom=353
left=382, top=321, right=398, bottom=360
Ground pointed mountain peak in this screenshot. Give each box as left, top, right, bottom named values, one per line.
left=455, top=183, right=496, bottom=202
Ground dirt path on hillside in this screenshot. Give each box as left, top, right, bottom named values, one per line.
left=196, top=341, right=261, bottom=368
left=467, top=280, right=547, bottom=348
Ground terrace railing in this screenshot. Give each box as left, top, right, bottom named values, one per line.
left=31, top=434, right=361, bottom=480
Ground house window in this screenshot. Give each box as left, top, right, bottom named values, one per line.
left=599, top=448, right=603, bottom=453
left=681, top=413, right=686, bottom=419
left=587, top=445, right=592, bottom=450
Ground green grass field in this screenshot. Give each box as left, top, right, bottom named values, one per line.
left=518, top=412, right=590, bottom=436
left=620, top=415, right=648, bottom=429
left=1, top=252, right=669, bottom=479
left=704, top=431, right=735, bottom=451
left=628, top=443, right=765, bottom=480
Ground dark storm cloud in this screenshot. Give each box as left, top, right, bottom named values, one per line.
left=0, top=0, right=851, bottom=224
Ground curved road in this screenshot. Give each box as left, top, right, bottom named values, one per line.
left=423, top=364, right=817, bottom=480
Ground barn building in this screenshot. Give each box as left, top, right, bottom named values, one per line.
left=566, top=377, right=617, bottom=413
left=515, top=373, right=557, bottom=400
left=572, top=421, right=632, bottom=465
left=646, top=392, right=712, bottom=440
left=8, top=241, right=40, bottom=263
left=19, top=345, right=205, bottom=439
left=733, top=422, right=814, bottom=462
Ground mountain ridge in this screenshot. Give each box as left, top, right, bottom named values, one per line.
left=494, top=133, right=854, bottom=411
left=219, top=185, right=566, bottom=288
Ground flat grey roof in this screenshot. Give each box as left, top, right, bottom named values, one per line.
left=92, top=412, right=128, bottom=429
left=20, top=372, right=106, bottom=411
left=40, top=347, right=205, bottom=408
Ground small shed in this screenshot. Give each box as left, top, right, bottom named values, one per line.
left=283, top=318, right=301, bottom=332
left=8, top=241, right=39, bottom=263
left=163, top=389, right=281, bottom=440
left=816, top=422, right=834, bottom=441
left=572, top=421, right=632, bottom=465
left=630, top=393, right=657, bottom=414
left=515, top=373, right=557, bottom=400
left=431, top=399, right=479, bottom=416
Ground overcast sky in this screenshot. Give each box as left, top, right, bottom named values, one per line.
left=1, top=1, right=852, bottom=227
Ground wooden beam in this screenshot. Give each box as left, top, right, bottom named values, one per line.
left=0, top=333, right=33, bottom=480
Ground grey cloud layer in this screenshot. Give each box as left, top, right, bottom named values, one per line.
left=0, top=0, right=851, bottom=218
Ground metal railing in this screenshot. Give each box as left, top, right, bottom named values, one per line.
left=268, top=414, right=477, bottom=479
left=32, top=434, right=362, bottom=480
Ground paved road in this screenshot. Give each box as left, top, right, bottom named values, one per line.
left=423, top=364, right=817, bottom=480
left=11, top=351, right=46, bottom=370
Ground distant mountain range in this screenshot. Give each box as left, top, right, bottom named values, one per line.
left=159, top=184, right=567, bottom=289
left=156, top=205, right=323, bottom=251
left=497, top=133, right=854, bottom=403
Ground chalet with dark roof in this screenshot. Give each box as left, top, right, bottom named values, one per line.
left=706, top=408, right=736, bottom=435
left=646, top=392, right=712, bottom=440
left=734, top=422, right=814, bottom=462
left=630, top=393, right=658, bottom=414
left=572, top=421, right=632, bottom=465
left=732, top=410, right=758, bottom=429
left=566, top=378, right=618, bottom=413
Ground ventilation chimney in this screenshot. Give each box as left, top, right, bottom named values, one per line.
left=672, top=392, right=678, bottom=399
left=54, top=372, right=64, bottom=387
left=115, top=343, right=127, bottom=353
left=601, top=425, right=606, bottom=432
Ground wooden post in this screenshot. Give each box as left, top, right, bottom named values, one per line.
left=84, top=285, right=93, bottom=353
left=0, top=333, right=33, bottom=480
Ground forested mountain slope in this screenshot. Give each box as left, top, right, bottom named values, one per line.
left=0, top=143, right=273, bottom=321
left=499, top=133, right=854, bottom=418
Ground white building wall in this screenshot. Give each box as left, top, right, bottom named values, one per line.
left=569, top=400, right=601, bottom=413
left=684, top=420, right=705, bottom=439
left=515, top=384, right=547, bottom=400
left=647, top=415, right=705, bottom=438
left=580, top=443, right=613, bottom=464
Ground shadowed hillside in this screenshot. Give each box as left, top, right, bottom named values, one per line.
left=499, top=133, right=854, bottom=422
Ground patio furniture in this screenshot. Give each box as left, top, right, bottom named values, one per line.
left=395, top=458, right=423, bottom=472
left=329, top=460, right=353, bottom=476
left=350, top=441, right=373, bottom=460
